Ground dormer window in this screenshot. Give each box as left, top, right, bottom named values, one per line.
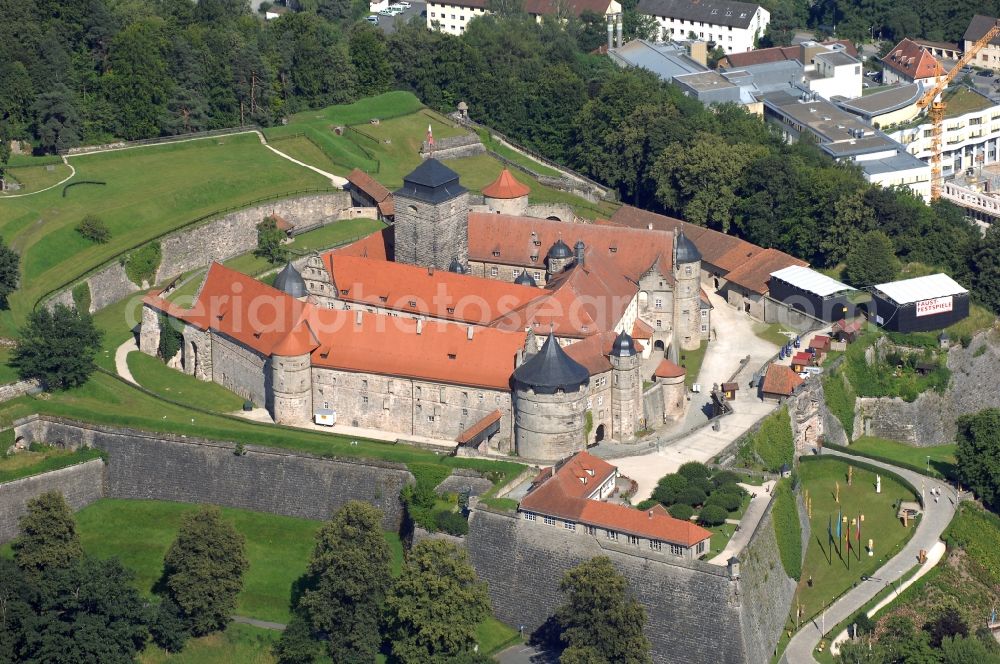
left=408, top=300, right=417, bottom=307
left=341, top=289, right=348, bottom=295
left=533, top=240, right=541, bottom=246
left=448, top=353, right=457, bottom=360
left=447, top=307, right=455, bottom=314
left=492, top=250, right=501, bottom=257
left=530, top=255, right=538, bottom=263
left=379, top=296, right=388, bottom=303
left=609, top=247, right=618, bottom=253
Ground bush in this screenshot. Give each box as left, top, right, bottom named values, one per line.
left=158, top=314, right=183, bottom=361
left=751, top=407, right=794, bottom=472
left=705, top=490, right=741, bottom=512
left=255, top=217, right=288, bottom=265
left=823, top=369, right=856, bottom=438
left=124, top=242, right=161, bottom=286
left=676, top=486, right=707, bottom=507
left=697, top=505, right=727, bottom=526
left=677, top=462, right=711, bottom=482
left=667, top=504, right=694, bottom=520
left=635, top=499, right=658, bottom=510
left=434, top=510, right=469, bottom=536
left=75, top=215, right=111, bottom=243
left=150, top=598, right=190, bottom=653
left=771, top=479, right=802, bottom=580
left=651, top=473, right=687, bottom=506
left=711, top=471, right=741, bottom=488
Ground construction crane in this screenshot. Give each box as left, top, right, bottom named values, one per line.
left=916, top=19, right=1000, bottom=200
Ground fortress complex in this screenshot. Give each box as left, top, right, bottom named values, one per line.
left=141, top=160, right=724, bottom=461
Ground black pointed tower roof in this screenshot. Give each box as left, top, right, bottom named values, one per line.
left=448, top=257, right=467, bottom=274
left=394, top=158, right=466, bottom=204
left=547, top=239, right=573, bottom=259
left=513, top=333, right=589, bottom=393
left=610, top=330, right=637, bottom=358
left=676, top=229, right=702, bottom=264
left=273, top=262, right=307, bottom=298
left=514, top=270, right=537, bottom=287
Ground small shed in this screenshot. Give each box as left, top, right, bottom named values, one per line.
left=721, top=382, right=739, bottom=400
left=871, top=273, right=969, bottom=333
left=314, top=409, right=336, bottom=426
left=768, top=265, right=856, bottom=322
left=832, top=318, right=863, bottom=343
left=760, top=364, right=804, bottom=401
left=791, top=351, right=813, bottom=373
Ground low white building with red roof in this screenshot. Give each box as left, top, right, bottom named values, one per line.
left=518, top=451, right=712, bottom=559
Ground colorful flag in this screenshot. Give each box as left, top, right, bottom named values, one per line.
left=427, top=124, right=434, bottom=149
left=827, top=514, right=833, bottom=546
left=836, top=509, right=842, bottom=540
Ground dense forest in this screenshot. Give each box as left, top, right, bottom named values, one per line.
left=2, top=0, right=1000, bottom=311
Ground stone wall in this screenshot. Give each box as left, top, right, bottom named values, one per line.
left=643, top=384, right=666, bottom=428
left=852, top=392, right=952, bottom=446
left=421, top=134, right=485, bottom=160
left=466, top=508, right=778, bottom=664
left=0, top=379, right=42, bottom=405
left=12, top=416, right=414, bottom=531
left=737, top=502, right=798, bottom=664
left=523, top=203, right=577, bottom=222
left=435, top=468, right=493, bottom=497
left=89, top=262, right=140, bottom=311
left=0, top=459, right=105, bottom=544
left=788, top=378, right=823, bottom=452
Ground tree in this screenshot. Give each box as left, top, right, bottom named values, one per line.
left=841, top=230, right=899, bottom=287
left=76, top=214, right=111, bottom=243
left=0, top=236, right=19, bottom=307
left=384, top=539, right=490, bottom=664
left=12, top=303, right=102, bottom=389
left=255, top=216, right=288, bottom=264
left=12, top=491, right=83, bottom=575
left=297, top=501, right=392, bottom=663
left=955, top=409, right=1000, bottom=512
left=105, top=19, right=172, bottom=140
left=162, top=505, right=249, bottom=636
left=32, top=84, right=81, bottom=153
left=940, top=634, right=1000, bottom=664
left=150, top=597, right=190, bottom=653
left=651, top=473, right=687, bottom=506
left=158, top=313, right=183, bottom=361
left=667, top=503, right=694, bottom=520
left=698, top=504, right=728, bottom=526
left=273, top=615, right=323, bottom=664
left=349, top=24, right=392, bottom=97
left=561, top=645, right=609, bottom=664
left=9, top=556, right=149, bottom=663
left=555, top=556, right=651, bottom=664
left=926, top=607, right=968, bottom=648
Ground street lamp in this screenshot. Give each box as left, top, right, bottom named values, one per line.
left=926, top=455, right=930, bottom=473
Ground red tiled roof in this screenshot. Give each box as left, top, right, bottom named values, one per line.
left=881, top=38, right=942, bottom=81
left=268, top=214, right=294, bottom=232
left=760, top=363, right=804, bottom=397
left=347, top=168, right=392, bottom=204
left=469, top=212, right=674, bottom=282
left=457, top=410, right=502, bottom=444
left=378, top=198, right=394, bottom=218
left=809, top=335, right=831, bottom=351
left=654, top=359, right=686, bottom=379
left=520, top=452, right=710, bottom=547
left=833, top=318, right=863, bottom=334
left=632, top=318, right=654, bottom=339
left=321, top=254, right=545, bottom=325
left=482, top=169, right=531, bottom=199
left=329, top=227, right=393, bottom=261
left=724, top=248, right=807, bottom=295
left=145, top=263, right=526, bottom=390
left=792, top=351, right=812, bottom=364
left=563, top=331, right=619, bottom=375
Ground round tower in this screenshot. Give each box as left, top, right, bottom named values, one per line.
left=546, top=240, right=574, bottom=276
left=482, top=169, right=530, bottom=216
left=514, top=269, right=537, bottom=287
left=673, top=229, right=703, bottom=352
left=513, top=333, right=590, bottom=461
left=654, top=358, right=687, bottom=422
left=610, top=330, right=643, bottom=439
left=448, top=257, right=467, bottom=274
left=269, top=327, right=314, bottom=425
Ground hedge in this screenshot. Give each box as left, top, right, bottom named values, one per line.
left=123, top=242, right=162, bottom=287
left=771, top=478, right=802, bottom=581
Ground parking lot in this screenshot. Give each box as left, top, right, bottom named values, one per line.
left=369, top=0, right=426, bottom=34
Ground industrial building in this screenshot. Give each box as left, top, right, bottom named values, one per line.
left=767, top=265, right=856, bottom=322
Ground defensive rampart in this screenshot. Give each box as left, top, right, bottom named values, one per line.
left=0, top=459, right=105, bottom=544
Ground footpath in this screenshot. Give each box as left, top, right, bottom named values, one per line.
left=782, top=450, right=959, bottom=663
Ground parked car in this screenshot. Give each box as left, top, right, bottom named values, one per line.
left=366, top=14, right=379, bottom=23
left=977, top=70, right=995, bottom=78
left=378, top=8, right=392, bottom=15
left=396, top=1, right=411, bottom=6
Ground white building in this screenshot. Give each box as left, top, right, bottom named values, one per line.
left=426, top=0, right=621, bottom=36
left=888, top=88, right=1000, bottom=179
left=965, top=15, right=1000, bottom=73
left=807, top=49, right=862, bottom=101
left=635, top=0, right=769, bottom=54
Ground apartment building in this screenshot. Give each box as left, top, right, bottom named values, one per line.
left=965, top=15, right=1000, bottom=72
left=635, top=0, right=768, bottom=54
left=426, top=0, right=621, bottom=36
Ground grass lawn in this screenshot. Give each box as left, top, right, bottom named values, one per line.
left=0, top=133, right=330, bottom=337
left=477, top=617, right=520, bottom=655
left=0, top=445, right=104, bottom=484
left=794, top=458, right=917, bottom=625
left=2, top=163, right=73, bottom=194
left=0, top=373, right=523, bottom=493
left=223, top=217, right=384, bottom=277
left=0, top=347, right=20, bottom=383
left=140, top=622, right=280, bottom=664
left=680, top=340, right=709, bottom=389
left=475, top=130, right=562, bottom=177
left=707, top=522, right=737, bottom=557
left=753, top=322, right=796, bottom=347
left=269, top=135, right=343, bottom=174
left=848, top=437, right=957, bottom=480
left=165, top=269, right=209, bottom=305
left=127, top=352, right=246, bottom=413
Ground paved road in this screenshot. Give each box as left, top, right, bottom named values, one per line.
left=783, top=450, right=959, bottom=664
left=708, top=480, right=776, bottom=564
left=232, top=615, right=286, bottom=631
left=496, top=644, right=557, bottom=664
left=115, top=339, right=139, bottom=385
left=373, top=1, right=426, bottom=35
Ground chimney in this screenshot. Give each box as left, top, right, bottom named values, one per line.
left=689, top=41, right=707, bottom=67
left=616, top=14, right=623, bottom=48
left=648, top=223, right=654, bottom=230
left=607, top=18, right=614, bottom=51
left=355, top=310, right=362, bottom=326
left=648, top=510, right=654, bottom=519
left=416, top=319, right=423, bottom=335
left=467, top=326, right=474, bottom=341
left=574, top=240, right=585, bottom=266
left=428, top=267, right=434, bottom=276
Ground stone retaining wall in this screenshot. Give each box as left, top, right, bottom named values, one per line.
left=0, top=379, right=42, bottom=405
left=12, top=415, right=413, bottom=531
left=466, top=507, right=792, bottom=663
left=0, top=459, right=105, bottom=544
